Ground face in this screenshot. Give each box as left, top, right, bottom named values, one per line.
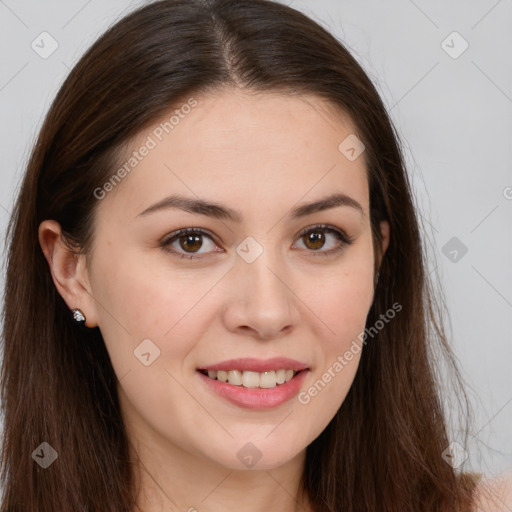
left=57, top=88, right=389, bottom=470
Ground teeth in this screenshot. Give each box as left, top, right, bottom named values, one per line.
left=203, top=369, right=299, bottom=388
left=227, top=370, right=243, bottom=386
left=259, top=371, right=276, bottom=389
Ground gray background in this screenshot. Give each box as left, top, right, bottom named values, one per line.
left=0, top=0, right=511, bottom=477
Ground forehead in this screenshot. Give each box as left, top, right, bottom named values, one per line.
left=99, top=88, right=369, bottom=218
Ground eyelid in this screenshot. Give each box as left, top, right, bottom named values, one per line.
left=291, top=223, right=354, bottom=257
left=295, top=223, right=353, bottom=244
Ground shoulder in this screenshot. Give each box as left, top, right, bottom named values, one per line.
left=471, top=472, right=512, bottom=512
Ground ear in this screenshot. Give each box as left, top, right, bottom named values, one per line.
left=377, top=220, right=390, bottom=268
left=38, top=220, right=99, bottom=328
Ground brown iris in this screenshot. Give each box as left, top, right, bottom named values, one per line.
left=302, top=230, right=326, bottom=250
left=179, top=233, right=203, bottom=253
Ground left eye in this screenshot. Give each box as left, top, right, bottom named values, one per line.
left=162, top=225, right=353, bottom=259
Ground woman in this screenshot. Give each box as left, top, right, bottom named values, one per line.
left=1, top=0, right=509, bottom=510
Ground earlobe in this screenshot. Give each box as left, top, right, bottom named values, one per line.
left=38, top=220, right=98, bottom=327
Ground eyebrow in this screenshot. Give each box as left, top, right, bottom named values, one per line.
left=137, top=192, right=364, bottom=222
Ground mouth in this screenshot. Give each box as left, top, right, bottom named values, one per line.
left=196, top=367, right=310, bottom=409
left=197, top=368, right=302, bottom=389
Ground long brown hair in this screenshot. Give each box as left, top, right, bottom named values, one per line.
left=1, top=0, right=479, bottom=510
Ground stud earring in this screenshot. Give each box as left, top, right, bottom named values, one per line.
left=72, top=309, right=87, bottom=328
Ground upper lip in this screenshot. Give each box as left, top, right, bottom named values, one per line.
left=198, top=357, right=309, bottom=372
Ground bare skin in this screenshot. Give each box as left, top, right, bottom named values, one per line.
left=40, top=88, right=390, bottom=512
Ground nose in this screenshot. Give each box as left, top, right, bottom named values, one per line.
left=222, top=247, right=300, bottom=340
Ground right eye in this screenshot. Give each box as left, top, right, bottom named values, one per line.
left=161, top=228, right=222, bottom=259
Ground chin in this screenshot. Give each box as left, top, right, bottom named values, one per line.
left=200, top=438, right=305, bottom=471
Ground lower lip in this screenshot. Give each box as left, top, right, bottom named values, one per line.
left=196, top=370, right=309, bottom=410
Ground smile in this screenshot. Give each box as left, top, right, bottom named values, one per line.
left=196, top=368, right=309, bottom=409
left=198, top=369, right=299, bottom=388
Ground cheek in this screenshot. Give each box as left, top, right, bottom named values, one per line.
left=90, top=248, right=206, bottom=443
left=299, top=249, right=373, bottom=406
left=313, top=274, right=372, bottom=323
left=311, top=280, right=369, bottom=378
left=303, top=258, right=375, bottom=345
left=89, top=245, right=203, bottom=380
left=296, top=270, right=371, bottom=433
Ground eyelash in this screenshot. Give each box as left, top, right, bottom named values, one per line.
left=161, top=224, right=354, bottom=260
